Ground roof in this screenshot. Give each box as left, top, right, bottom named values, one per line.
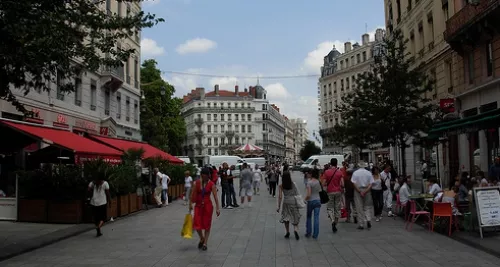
left=205, top=90, right=250, bottom=97
left=0, top=120, right=122, bottom=156
left=89, top=135, right=184, bottom=164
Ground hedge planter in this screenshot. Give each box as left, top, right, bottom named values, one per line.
left=128, top=193, right=138, bottom=213
left=18, top=199, right=47, bottom=223
left=118, top=195, right=129, bottom=217
left=48, top=200, right=83, bottom=224
left=137, top=195, right=143, bottom=210
left=107, top=198, right=118, bottom=220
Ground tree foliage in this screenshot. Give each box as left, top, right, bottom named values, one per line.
left=332, top=29, right=436, bottom=175
left=140, top=59, right=186, bottom=155
left=300, top=140, right=322, bottom=161
left=0, top=0, right=163, bottom=113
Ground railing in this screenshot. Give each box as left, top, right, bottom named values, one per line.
left=102, top=65, right=125, bottom=80
left=444, top=0, right=500, bottom=41
left=194, top=118, right=204, bottom=124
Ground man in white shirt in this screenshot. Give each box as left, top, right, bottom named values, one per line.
left=252, top=164, right=263, bottom=195
left=161, top=172, right=171, bottom=206
left=153, top=168, right=164, bottom=208
left=351, top=161, right=374, bottom=230
left=380, top=164, right=393, bottom=217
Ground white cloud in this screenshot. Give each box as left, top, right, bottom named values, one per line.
left=141, top=38, right=165, bottom=57
left=302, top=26, right=385, bottom=73
left=143, top=0, right=161, bottom=5
left=176, top=38, right=217, bottom=55
left=265, top=83, right=290, bottom=99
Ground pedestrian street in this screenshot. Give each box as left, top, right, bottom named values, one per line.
left=1, top=172, right=499, bottom=267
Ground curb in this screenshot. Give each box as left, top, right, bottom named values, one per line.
left=452, top=234, right=500, bottom=259
left=0, top=204, right=154, bottom=263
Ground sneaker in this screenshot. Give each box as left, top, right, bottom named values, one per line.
left=232, top=204, right=239, bottom=208
left=367, top=221, right=372, bottom=229
left=375, top=217, right=380, bottom=222
left=388, top=211, right=393, bottom=217
left=226, top=206, right=233, bottom=209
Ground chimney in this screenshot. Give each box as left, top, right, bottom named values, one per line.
left=344, top=42, right=352, bottom=52
left=244, top=88, right=248, bottom=93
left=375, top=28, right=385, bottom=42
left=214, top=84, right=219, bottom=95
left=235, top=85, right=239, bottom=94
left=362, top=33, right=369, bottom=45
left=196, top=87, right=205, bottom=99
left=249, top=86, right=256, bottom=97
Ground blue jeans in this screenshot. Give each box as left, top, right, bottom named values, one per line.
left=306, top=199, right=321, bottom=238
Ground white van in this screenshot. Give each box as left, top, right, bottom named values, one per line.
left=208, top=156, right=245, bottom=168
left=176, top=156, right=191, bottom=165
left=300, top=155, right=344, bottom=170
left=242, top=157, right=266, bottom=166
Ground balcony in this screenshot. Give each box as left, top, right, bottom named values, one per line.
left=195, top=144, right=204, bottom=150
left=444, top=1, right=500, bottom=52
left=100, top=65, right=124, bottom=91
left=194, top=118, right=204, bottom=126
left=194, top=131, right=204, bottom=138
left=225, top=130, right=235, bottom=137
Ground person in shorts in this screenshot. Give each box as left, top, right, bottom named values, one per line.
left=252, top=164, right=263, bottom=195
left=239, top=163, right=253, bottom=207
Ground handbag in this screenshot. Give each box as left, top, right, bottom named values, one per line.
left=181, top=213, right=193, bottom=239
left=292, top=183, right=306, bottom=209
left=319, top=169, right=338, bottom=204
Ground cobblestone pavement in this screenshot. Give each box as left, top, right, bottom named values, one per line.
left=2, top=172, right=499, bottom=267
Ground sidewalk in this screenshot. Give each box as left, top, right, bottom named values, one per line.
left=453, top=230, right=500, bottom=258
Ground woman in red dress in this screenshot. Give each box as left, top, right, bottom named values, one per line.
left=190, top=167, right=220, bottom=251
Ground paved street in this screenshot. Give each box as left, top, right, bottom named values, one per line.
left=2, top=172, right=500, bottom=267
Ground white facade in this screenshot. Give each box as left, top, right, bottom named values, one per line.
left=284, top=117, right=295, bottom=163
left=0, top=0, right=142, bottom=140
left=290, top=118, right=308, bottom=162
left=318, top=29, right=385, bottom=154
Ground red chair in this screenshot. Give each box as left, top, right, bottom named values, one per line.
left=405, top=200, right=431, bottom=231
left=432, top=202, right=455, bottom=236
left=394, top=194, right=407, bottom=220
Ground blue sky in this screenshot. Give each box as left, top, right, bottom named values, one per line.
left=141, top=0, right=384, bottom=144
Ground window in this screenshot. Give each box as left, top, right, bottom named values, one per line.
left=235, top=125, right=239, bottom=133
left=333, top=82, right=337, bottom=93
left=228, top=114, right=232, bottom=121
left=208, top=148, right=212, bottom=155
left=117, top=1, right=122, bottom=16
left=221, top=114, right=225, bottom=121
left=207, top=114, right=211, bottom=121
left=220, top=138, right=225, bottom=146
left=247, top=114, right=251, bottom=121
left=262, top=104, right=267, bottom=110
left=74, top=77, right=82, bottom=106
left=208, top=138, right=212, bottom=146
left=125, top=58, right=130, bottom=84
left=56, top=71, right=64, bottom=100
left=362, top=51, right=366, bottom=61
left=90, top=80, right=97, bottom=110
left=486, top=41, right=493, bottom=77
left=262, top=113, right=266, bottom=120
left=351, top=76, right=356, bottom=89
left=104, top=88, right=110, bottom=115
left=430, top=68, right=437, bottom=98
left=418, top=22, right=424, bottom=54
left=221, top=125, right=225, bottom=132
left=241, top=114, right=245, bottom=121
left=428, top=13, right=434, bottom=49
left=408, top=0, right=412, bottom=11
left=445, top=60, right=453, bottom=92
left=262, top=123, right=266, bottom=131
left=116, top=93, right=122, bottom=119
left=346, top=58, right=349, bottom=67
left=214, top=125, right=218, bottom=134
left=214, top=138, right=218, bottom=146
left=207, top=125, right=211, bottom=133
left=134, top=59, right=139, bottom=88
left=134, top=100, right=138, bottom=124
left=214, top=114, right=218, bottom=121
left=234, top=103, right=238, bottom=108
left=396, top=0, right=401, bottom=21
left=341, top=79, right=344, bottom=91
left=235, top=114, right=239, bottom=121
left=125, top=96, right=130, bottom=121
left=346, top=78, right=350, bottom=90
left=241, top=125, right=246, bottom=133
left=106, top=0, right=111, bottom=15
left=350, top=56, right=354, bottom=66
left=468, top=52, right=474, bottom=84
left=356, top=54, right=360, bottom=64
left=442, top=2, right=449, bottom=23
left=248, top=125, right=252, bottom=133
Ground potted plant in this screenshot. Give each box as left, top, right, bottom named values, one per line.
left=109, top=164, right=137, bottom=216
left=47, top=164, right=86, bottom=223
left=17, top=169, right=49, bottom=222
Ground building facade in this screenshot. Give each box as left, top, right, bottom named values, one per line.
left=290, top=118, right=308, bottom=162
left=0, top=0, right=142, bottom=141
left=318, top=29, right=385, bottom=155
left=257, top=104, right=285, bottom=163
left=284, top=116, right=295, bottom=164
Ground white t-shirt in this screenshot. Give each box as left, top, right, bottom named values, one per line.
left=156, top=172, right=163, bottom=188
left=185, top=176, right=193, bottom=188
left=253, top=169, right=263, bottom=182
left=161, top=174, right=170, bottom=189
left=89, top=181, right=109, bottom=206
left=351, top=168, right=374, bottom=188
left=380, top=171, right=391, bottom=190
left=399, top=183, right=410, bottom=204
left=428, top=183, right=442, bottom=195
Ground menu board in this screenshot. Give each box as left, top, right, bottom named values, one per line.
left=474, top=187, right=500, bottom=227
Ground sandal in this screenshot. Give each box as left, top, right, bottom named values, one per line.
left=201, top=245, right=207, bottom=251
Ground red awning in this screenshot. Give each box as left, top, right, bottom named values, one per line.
left=0, top=120, right=122, bottom=164
left=89, top=135, right=184, bottom=164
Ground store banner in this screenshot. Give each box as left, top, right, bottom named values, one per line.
left=440, top=98, right=455, bottom=114
left=74, top=154, right=122, bottom=165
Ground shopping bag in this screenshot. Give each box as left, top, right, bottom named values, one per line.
left=340, top=208, right=347, bottom=218
left=181, top=213, right=193, bottom=239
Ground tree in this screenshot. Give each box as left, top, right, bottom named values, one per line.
left=0, top=0, right=163, bottom=113
left=300, top=140, right=322, bottom=161
left=140, top=59, right=186, bottom=155
left=333, top=29, right=436, bottom=176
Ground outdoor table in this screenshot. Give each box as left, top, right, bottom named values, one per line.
left=409, top=195, right=426, bottom=210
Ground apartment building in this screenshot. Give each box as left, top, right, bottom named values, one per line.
left=318, top=29, right=385, bottom=155
left=290, top=118, right=308, bottom=162
left=429, top=0, right=500, bottom=186
left=257, top=104, right=286, bottom=163
left=0, top=0, right=142, bottom=140
left=284, top=116, right=295, bottom=164
left=384, top=0, right=456, bottom=184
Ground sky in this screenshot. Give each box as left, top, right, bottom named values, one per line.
left=140, top=0, right=384, bottom=145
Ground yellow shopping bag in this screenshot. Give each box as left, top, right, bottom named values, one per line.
left=181, top=213, right=193, bottom=239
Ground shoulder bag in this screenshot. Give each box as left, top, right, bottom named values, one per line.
left=319, top=168, right=338, bottom=204
left=292, top=183, right=306, bottom=209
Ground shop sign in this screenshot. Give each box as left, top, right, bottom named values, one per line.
left=57, top=114, right=68, bottom=124
left=440, top=99, right=455, bottom=113
left=100, top=127, right=109, bottom=136
left=31, top=108, right=41, bottom=119
left=74, top=154, right=121, bottom=165
left=75, top=119, right=97, bottom=131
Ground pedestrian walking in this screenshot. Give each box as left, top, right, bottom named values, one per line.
left=380, top=164, right=393, bottom=217
left=184, top=171, right=193, bottom=205
left=322, top=158, right=344, bottom=233
left=352, top=161, right=374, bottom=230
left=268, top=166, right=278, bottom=197
left=371, top=166, right=384, bottom=222
left=252, top=164, right=263, bottom=195
left=189, top=167, right=221, bottom=251
left=88, top=178, right=111, bottom=237
left=305, top=168, right=322, bottom=239
left=277, top=169, right=302, bottom=240
left=343, top=168, right=357, bottom=223
left=161, top=172, right=171, bottom=206
left=220, top=162, right=238, bottom=208
left=153, top=168, right=164, bottom=208
left=239, top=163, right=253, bottom=207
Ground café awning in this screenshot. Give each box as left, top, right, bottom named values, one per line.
left=429, top=108, right=500, bottom=137
left=0, top=119, right=122, bottom=164
left=89, top=135, right=184, bottom=164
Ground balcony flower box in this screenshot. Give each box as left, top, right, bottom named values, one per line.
left=47, top=200, right=83, bottom=224
left=117, top=194, right=129, bottom=217
left=18, top=199, right=47, bottom=223
left=128, top=193, right=138, bottom=213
